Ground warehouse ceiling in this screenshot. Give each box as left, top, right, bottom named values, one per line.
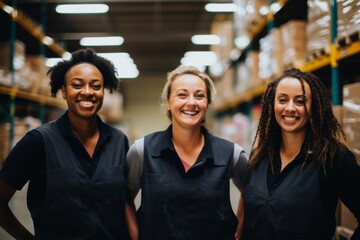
left=1, top=0, right=232, bottom=76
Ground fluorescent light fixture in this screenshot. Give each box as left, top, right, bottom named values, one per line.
left=234, top=36, right=250, bottom=49
left=270, top=3, right=281, bottom=13
left=42, top=36, right=54, bottom=46
left=181, top=51, right=217, bottom=66
left=80, top=36, right=124, bottom=46
left=62, top=52, right=72, bottom=60
left=99, top=52, right=139, bottom=79
left=2, top=5, right=14, bottom=14
left=45, top=58, right=63, bottom=67
left=205, top=3, right=237, bottom=12
left=191, top=35, right=221, bottom=45
left=56, top=4, right=109, bottom=14
left=259, top=6, right=270, bottom=16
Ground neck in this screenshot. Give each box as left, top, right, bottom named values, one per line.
left=280, top=131, right=305, bottom=156
left=68, top=113, right=98, bottom=140
left=172, top=124, right=203, bottom=151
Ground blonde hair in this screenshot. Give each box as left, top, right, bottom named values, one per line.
left=161, top=65, right=216, bottom=121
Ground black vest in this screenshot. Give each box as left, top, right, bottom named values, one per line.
left=31, top=121, right=129, bottom=240
left=138, top=129, right=238, bottom=240
left=243, top=156, right=335, bottom=240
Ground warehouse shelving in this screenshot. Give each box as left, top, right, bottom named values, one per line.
left=211, top=0, right=360, bottom=114
left=0, top=1, right=67, bottom=152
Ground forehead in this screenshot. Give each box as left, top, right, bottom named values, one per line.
left=276, top=77, right=311, bottom=96
left=66, top=63, right=102, bottom=77
left=172, top=74, right=206, bottom=89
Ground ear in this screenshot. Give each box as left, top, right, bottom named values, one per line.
left=165, top=99, right=170, bottom=110
left=61, top=85, right=66, bottom=99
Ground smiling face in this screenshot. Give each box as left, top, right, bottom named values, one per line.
left=166, top=73, right=208, bottom=129
left=61, top=63, right=104, bottom=120
left=274, top=77, right=311, bottom=135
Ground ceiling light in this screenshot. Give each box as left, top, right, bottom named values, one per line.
left=234, top=36, right=250, bottom=49
left=270, top=3, right=281, bottom=13
left=56, top=4, right=109, bottom=14
left=181, top=51, right=217, bottom=66
left=259, top=6, right=270, bottom=16
left=191, top=35, right=221, bottom=45
left=45, top=58, right=63, bottom=67
left=62, top=52, right=72, bottom=60
left=205, top=3, right=237, bottom=13
left=80, top=36, right=124, bottom=46
left=99, top=52, right=139, bottom=79
left=42, top=36, right=54, bottom=46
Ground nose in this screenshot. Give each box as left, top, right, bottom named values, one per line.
left=187, top=95, right=196, bottom=105
left=285, top=100, right=295, bottom=112
left=81, top=85, right=94, bottom=96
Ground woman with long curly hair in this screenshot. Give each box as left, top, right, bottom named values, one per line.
left=242, top=68, right=360, bottom=240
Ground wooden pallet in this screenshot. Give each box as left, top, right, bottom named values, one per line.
left=306, top=48, right=329, bottom=62
left=336, top=30, right=360, bottom=48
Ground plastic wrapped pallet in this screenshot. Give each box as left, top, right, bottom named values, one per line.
left=342, top=82, right=360, bottom=164
left=235, top=62, right=250, bottom=94
left=210, top=16, right=233, bottom=64
left=25, top=55, right=51, bottom=97
left=0, top=40, right=26, bottom=87
left=259, top=28, right=284, bottom=80
left=280, top=20, right=308, bottom=68
left=306, top=0, right=331, bottom=56
left=337, top=0, right=360, bottom=44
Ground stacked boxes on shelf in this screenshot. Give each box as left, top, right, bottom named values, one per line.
left=25, top=55, right=51, bottom=97
left=0, top=40, right=26, bottom=88
left=342, top=82, right=360, bottom=164
left=306, top=0, right=331, bottom=57
left=337, top=0, right=360, bottom=45
left=280, top=20, right=308, bottom=68
left=333, top=82, right=360, bottom=240
left=0, top=40, right=52, bottom=96
left=0, top=116, right=41, bottom=165
left=259, top=28, right=284, bottom=80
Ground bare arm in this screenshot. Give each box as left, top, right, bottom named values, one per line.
left=0, top=180, right=34, bottom=240
left=125, top=190, right=139, bottom=240
left=235, top=189, right=244, bottom=240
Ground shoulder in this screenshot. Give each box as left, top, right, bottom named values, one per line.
left=207, top=132, right=234, bottom=149
left=103, top=123, right=123, bottom=135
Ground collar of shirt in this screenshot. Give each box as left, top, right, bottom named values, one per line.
left=56, top=111, right=111, bottom=145
left=148, top=125, right=224, bottom=167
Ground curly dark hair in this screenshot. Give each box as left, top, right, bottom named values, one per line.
left=249, top=68, right=347, bottom=171
left=47, top=48, right=119, bottom=97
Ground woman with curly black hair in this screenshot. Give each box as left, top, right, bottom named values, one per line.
left=0, top=48, right=131, bottom=239
left=242, top=68, right=360, bottom=240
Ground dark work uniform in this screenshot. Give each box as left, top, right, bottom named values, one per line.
left=242, top=146, right=360, bottom=240
left=137, top=126, right=238, bottom=240
left=0, top=112, right=130, bottom=240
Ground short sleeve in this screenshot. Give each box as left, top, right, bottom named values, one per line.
left=231, top=143, right=248, bottom=191
left=126, top=138, right=144, bottom=193
left=0, top=130, right=44, bottom=190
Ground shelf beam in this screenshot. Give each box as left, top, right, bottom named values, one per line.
left=0, top=1, right=67, bottom=57
left=0, top=86, right=66, bottom=109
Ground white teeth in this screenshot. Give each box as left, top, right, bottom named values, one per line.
left=283, top=116, right=297, bottom=122
left=79, top=101, right=94, bottom=107
left=284, top=116, right=296, bottom=120
left=183, top=111, right=197, bottom=115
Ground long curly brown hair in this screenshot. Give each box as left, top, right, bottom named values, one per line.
left=249, top=68, right=347, bottom=171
